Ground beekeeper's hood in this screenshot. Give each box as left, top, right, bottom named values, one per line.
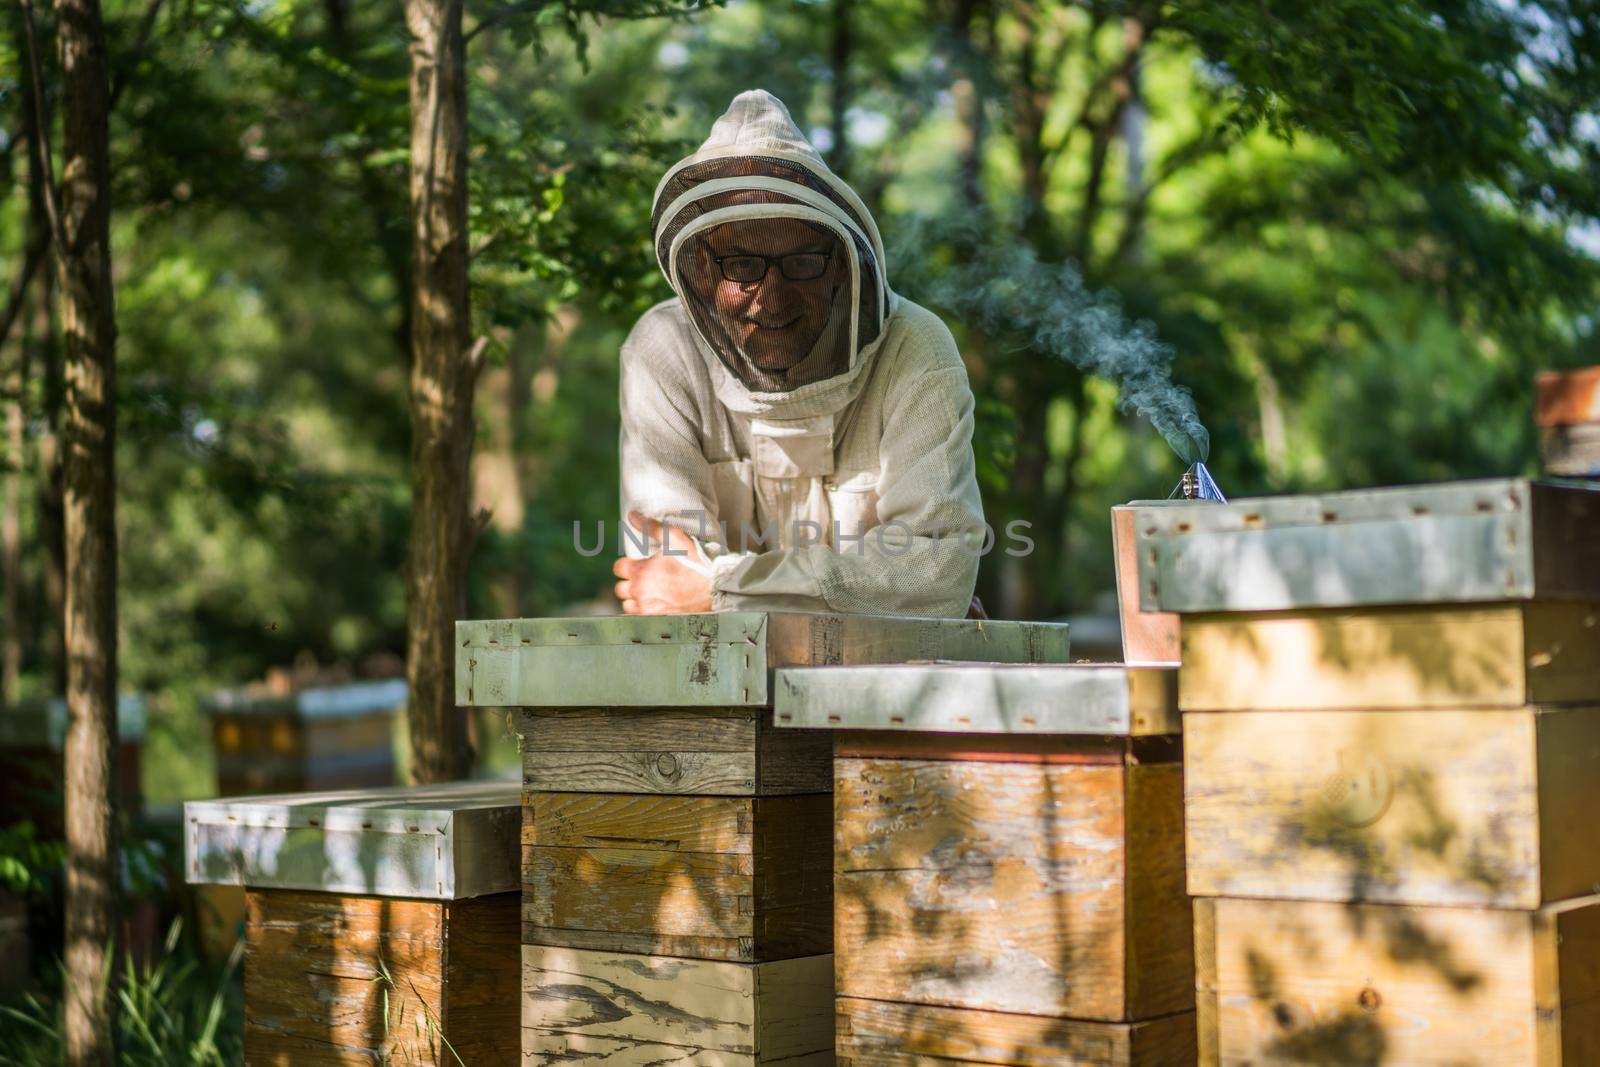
left=652, top=90, right=896, bottom=419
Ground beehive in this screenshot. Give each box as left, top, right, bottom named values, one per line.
left=185, top=782, right=521, bottom=1066
left=1195, top=895, right=1600, bottom=1066
left=0, top=695, right=145, bottom=833
left=775, top=662, right=1194, bottom=1066
left=205, top=678, right=404, bottom=797
left=1137, top=477, right=1600, bottom=1065
left=1536, top=365, right=1600, bottom=478
left=457, top=611, right=1072, bottom=1065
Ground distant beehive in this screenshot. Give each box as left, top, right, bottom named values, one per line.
left=1536, top=366, right=1600, bottom=479
left=776, top=662, right=1195, bottom=1066
left=1138, top=477, right=1600, bottom=1065
left=0, top=694, right=146, bottom=834
left=186, top=782, right=522, bottom=1065
left=203, top=677, right=404, bottom=797
left=457, top=611, right=1072, bottom=1065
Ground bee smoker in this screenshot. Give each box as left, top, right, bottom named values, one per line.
left=1112, top=462, right=1226, bottom=663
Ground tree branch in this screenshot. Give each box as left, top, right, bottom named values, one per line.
left=0, top=234, right=51, bottom=357
left=108, top=0, right=169, bottom=113
left=1107, top=124, right=1235, bottom=269
left=18, top=0, right=67, bottom=256
left=463, top=0, right=548, bottom=44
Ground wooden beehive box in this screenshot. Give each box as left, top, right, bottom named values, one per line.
left=205, top=678, right=405, bottom=797
left=0, top=695, right=146, bottom=834
left=1177, top=601, right=1600, bottom=712
left=460, top=612, right=1072, bottom=1066
left=1185, top=705, right=1600, bottom=909
left=185, top=782, right=521, bottom=1066
left=1537, top=365, right=1600, bottom=478
left=523, top=946, right=835, bottom=1064
left=1132, top=478, right=1600, bottom=911
left=1144, top=480, right=1600, bottom=727
left=522, top=790, right=831, bottom=962
left=1196, top=894, right=1600, bottom=1065
left=776, top=662, right=1194, bottom=1066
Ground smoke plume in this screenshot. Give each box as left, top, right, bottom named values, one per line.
left=891, top=218, right=1211, bottom=465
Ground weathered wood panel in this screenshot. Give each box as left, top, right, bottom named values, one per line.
left=442, top=894, right=521, bottom=1066
left=1125, top=764, right=1194, bottom=1018
left=520, top=707, right=830, bottom=795
left=243, top=888, right=517, bottom=1066
left=245, top=890, right=443, bottom=1065
left=1556, top=901, right=1600, bottom=1065
left=525, top=791, right=754, bottom=853
left=1541, top=423, right=1600, bottom=478
left=1195, top=894, right=1600, bottom=1066
left=835, top=758, right=1189, bottom=1021
left=836, top=997, right=1197, bottom=1065
left=1178, top=603, right=1600, bottom=712
left=1186, top=707, right=1600, bottom=908
left=520, top=1040, right=834, bottom=1065
left=523, top=792, right=830, bottom=962
left=833, top=733, right=1180, bottom=766
left=521, top=945, right=833, bottom=1063
left=1113, top=504, right=1183, bottom=666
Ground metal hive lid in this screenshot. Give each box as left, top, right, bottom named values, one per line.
left=0, top=694, right=148, bottom=749
left=456, top=611, right=1072, bottom=708
left=185, top=781, right=520, bottom=899
left=773, top=662, right=1178, bottom=736
left=1135, top=478, right=1600, bottom=613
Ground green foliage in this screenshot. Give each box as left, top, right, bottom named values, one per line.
left=0, top=824, right=64, bottom=900
left=4, top=0, right=1598, bottom=696
left=0, top=921, right=244, bottom=1067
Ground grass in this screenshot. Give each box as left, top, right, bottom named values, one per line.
left=0, top=920, right=244, bottom=1067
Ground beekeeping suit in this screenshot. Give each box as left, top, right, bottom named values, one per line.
left=619, top=89, right=984, bottom=618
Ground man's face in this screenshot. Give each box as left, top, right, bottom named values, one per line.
left=700, top=218, right=842, bottom=372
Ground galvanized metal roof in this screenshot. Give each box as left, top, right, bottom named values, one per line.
left=773, top=662, right=1178, bottom=736
left=185, top=781, right=519, bottom=899
left=202, top=678, right=408, bottom=720
left=0, top=694, right=148, bottom=749
left=455, top=612, right=1072, bottom=708
left=1135, top=478, right=1600, bottom=613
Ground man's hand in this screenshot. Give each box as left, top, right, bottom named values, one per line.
left=612, top=511, right=714, bottom=615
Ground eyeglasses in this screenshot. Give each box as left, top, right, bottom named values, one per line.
left=711, top=252, right=832, bottom=283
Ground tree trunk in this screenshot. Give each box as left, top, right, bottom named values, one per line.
left=828, top=0, right=853, bottom=178
left=3, top=325, right=24, bottom=704
left=44, top=0, right=121, bottom=1058
left=949, top=0, right=988, bottom=212
left=325, top=0, right=414, bottom=364
left=403, top=0, right=474, bottom=784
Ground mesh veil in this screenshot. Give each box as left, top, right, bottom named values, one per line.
left=652, top=156, right=886, bottom=395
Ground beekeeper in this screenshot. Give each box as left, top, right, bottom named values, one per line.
left=612, top=89, right=986, bottom=618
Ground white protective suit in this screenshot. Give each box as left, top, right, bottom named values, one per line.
left=619, top=90, right=985, bottom=618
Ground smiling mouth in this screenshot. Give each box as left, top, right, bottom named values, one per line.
left=746, top=316, right=802, bottom=331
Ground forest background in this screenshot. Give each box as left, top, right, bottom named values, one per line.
left=3, top=0, right=1599, bottom=805
left=3, top=0, right=1599, bottom=1055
